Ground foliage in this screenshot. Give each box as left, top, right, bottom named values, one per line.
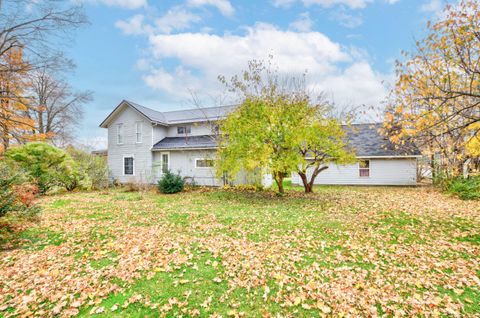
left=218, top=59, right=355, bottom=193
left=5, top=142, right=80, bottom=193
left=446, top=176, right=480, bottom=200
left=384, top=1, right=480, bottom=177
left=157, top=170, right=185, bottom=194
left=0, top=188, right=479, bottom=316
left=66, top=146, right=109, bottom=190
left=0, top=162, right=40, bottom=219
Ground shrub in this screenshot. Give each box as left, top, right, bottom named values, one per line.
left=66, top=146, right=109, bottom=190
left=0, top=163, right=40, bottom=219
left=446, top=176, right=480, bottom=200
left=5, top=142, right=80, bottom=193
left=158, top=170, right=184, bottom=194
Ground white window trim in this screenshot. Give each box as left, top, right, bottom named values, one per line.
left=161, top=152, right=170, bottom=174
left=135, top=121, right=143, bottom=144
left=177, top=126, right=191, bottom=135
left=359, top=160, right=370, bottom=178
left=117, top=123, right=124, bottom=145
left=195, top=158, right=215, bottom=169
left=123, top=155, right=135, bottom=176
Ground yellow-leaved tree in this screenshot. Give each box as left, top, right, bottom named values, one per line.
left=384, top=0, right=480, bottom=179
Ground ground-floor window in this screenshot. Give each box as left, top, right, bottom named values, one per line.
left=161, top=153, right=169, bottom=173
left=195, top=158, right=215, bottom=168
left=124, top=156, right=134, bottom=175
left=359, top=160, right=370, bottom=177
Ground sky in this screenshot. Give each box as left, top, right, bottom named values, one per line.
left=65, top=0, right=450, bottom=149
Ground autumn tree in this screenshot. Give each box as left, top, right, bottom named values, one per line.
left=27, top=66, right=92, bottom=146
left=384, top=0, right=480, bottom=178
left=217, top=59, right=355, bottom=193
left=0, top=48, right=35, bottom=152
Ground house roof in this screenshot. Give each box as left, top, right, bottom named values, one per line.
left=152, top=124, right=420, bottom=157
left=99, top=100, right=235, bottom=128
left=152, top=135, right=217, bottom=150
left=344, top=123, right=421, bottom=157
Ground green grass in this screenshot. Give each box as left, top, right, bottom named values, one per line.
left=1, top=186, right=479, bottom=317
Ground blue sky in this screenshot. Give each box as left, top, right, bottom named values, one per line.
left=65, top=0, right=448, bottom=148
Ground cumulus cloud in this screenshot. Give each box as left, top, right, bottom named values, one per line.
left=155, top=7, right=202, bottom=33
left=85, top=0, right=147, bottom=9
left=140, top=23, right=387, bottom=107
left=187, top=0, right=235, bottom=17
left=289, top=12, right=314, bottom=32
left=272, top=0, right=372, bottom=9
left=330, top=8, right=363, bottom=28
left=115, top=14, right=149, bottom=35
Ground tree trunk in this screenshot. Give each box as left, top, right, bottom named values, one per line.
left=273, top=172, right=285, bottom=194
left=298, top=165, right=329, bottom=193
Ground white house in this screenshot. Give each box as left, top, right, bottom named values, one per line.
left=100, top=100, right=421, bottom=187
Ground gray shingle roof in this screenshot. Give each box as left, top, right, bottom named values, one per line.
left=152, top=124, right=420, bottom=157
left=163, top=105, right=236, bottom=124
left=152, top=135, right=217, bottom=150
left=344, top=123, right=421, bottom=157
left=126, top=101, right=167, bottom=124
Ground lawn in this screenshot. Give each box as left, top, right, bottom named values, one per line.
left=0, top=186, right=479, bottom=317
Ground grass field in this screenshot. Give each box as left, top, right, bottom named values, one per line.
left=0, top=185, right=479, bottom=317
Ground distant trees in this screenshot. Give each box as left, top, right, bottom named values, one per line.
left=0, top=0, right=88, bottom=152
left=217, top=59, right=355, bottom=193
left=384, top=0, right=480, bottom=178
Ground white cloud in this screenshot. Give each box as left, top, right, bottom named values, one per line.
left=187, top=0, right=235, bottom=17
left=115, top=14, right=149, bottom=35
left=141, top=23, right=387, bottom=107
left=155, top=7, right=202, bottom=33
left=420, top=0, right=444, bottom=14
left=87, top=0, right=147, bottom=9
left=289, top=12, right=314, bottom=32
left=330, top=9, right=363, bottom=28
left=303, top=0, right=372, bottom=9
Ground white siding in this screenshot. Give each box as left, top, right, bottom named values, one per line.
left=107, top=107, right=154, bottom=183
left=152, top=150, right=221, bottom=186
left=166, top=123, right=214, bottom=137
left=291, top=158, right=418, bottom=186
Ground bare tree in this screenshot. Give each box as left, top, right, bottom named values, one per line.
left=26, top=66, right=92, bottom=146
left=0, top=0, right=87, bottom=74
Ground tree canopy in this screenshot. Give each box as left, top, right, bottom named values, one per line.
left=384, top=0, right=480, bottom=177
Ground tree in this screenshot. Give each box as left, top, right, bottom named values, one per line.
left=0, top=0, right=86, bottom=74
left=217, top=59, right=355, bottom=193
left=297, top=115, right=355, bottom=193
left=384, top=0, right=480, bottom=178
left=27, top=67, right=92, bottom=146
left=5, top=142, right=80, bottom=193
left=0, top=48, right=39, bottom=152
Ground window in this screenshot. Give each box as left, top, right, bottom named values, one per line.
left=359, top=160, right=370, bottom=177
left=161, top=153, right=169, bottom=173
left=117, top=124, right=123, bottom=144
left=196, top=158, right=215, bottom=168
left=177, top=126, right=191, bottom=134
left=124, top=156, right=134, bottom=175
left=135, top=122, right=142, bottom=143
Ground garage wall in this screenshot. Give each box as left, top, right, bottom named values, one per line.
left=291, top=158, right=418, bottom=186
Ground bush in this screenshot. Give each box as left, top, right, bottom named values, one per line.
left=0, top=163, right=40, bottom=219
left=446, top=176, right=480, bottom=200
left=66, top=146, right=109, bottom=190
left=158, top=170, right=184, bottom=194
left=5, top=142, right=80, bottom=193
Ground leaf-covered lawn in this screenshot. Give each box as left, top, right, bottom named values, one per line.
left=1, top=186, right=479, bottom=317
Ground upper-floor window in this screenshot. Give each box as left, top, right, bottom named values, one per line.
left=135, top=122, right=142, bottom=143
left=117, top=124, right=123, bottom=144
left=359, top=160, right=370, bottom=177
left=177, top=126, right=191, bottom=134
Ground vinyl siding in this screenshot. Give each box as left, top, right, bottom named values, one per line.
left=107, top=107, right=154, bottom=183
left=152, top=149, right=221, bottom=186
left=166, top=123, right=214, bottom=137
left=291, top=158, right=418, bottom=186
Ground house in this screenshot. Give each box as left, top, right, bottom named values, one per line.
left=99, top=100, right=421, bottom=186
